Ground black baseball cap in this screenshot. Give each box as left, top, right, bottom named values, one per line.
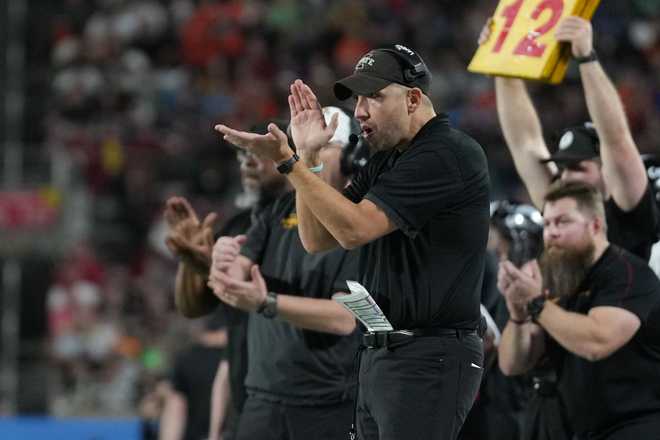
left=334, top=44, right=432, bottom=101
left=540, top=124, right=600, bottom=166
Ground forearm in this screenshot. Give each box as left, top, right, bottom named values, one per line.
left=175, top=263, right=218, bottom=318
left=495, top=77, right=546, bottom=150
left=159, top=393, right=186, bottom=440
left=276, top=294, right=356, bottom=336
left=295, top=189, right=339, bottom=253
left=287, top=163, right=365, bottom=249
left=580, top=62, right=634, bottom=149
left=536, top=301, right=608, bottom=361
left=498, top=321, right=539, bottom=376
left=209, top=360, right=230, bottom=440
left=495, top=77, right=554, bottom=207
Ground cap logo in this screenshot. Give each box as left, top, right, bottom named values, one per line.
left=394, top=44, right=415, bottom=56
left=355, top=54, right=375, bottom=71
left=559, top=131, right=574, bottom=150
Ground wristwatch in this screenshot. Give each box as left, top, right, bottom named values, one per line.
left=257, top=291, right=278, bottom=319
left=527, top=297, right=547, bottom=322
left=276, top=153, right=300, bottom=174
left=574, top=50, right=598, bottom=64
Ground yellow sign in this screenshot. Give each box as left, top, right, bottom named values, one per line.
left=468, top=0, right=601, bottom=84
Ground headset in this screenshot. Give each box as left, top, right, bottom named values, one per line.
left=334, top=107, right=370, bottom=177
left=378, top=44, right=430, bottom=84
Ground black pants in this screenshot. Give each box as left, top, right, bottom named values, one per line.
left=356, top=332, right=483, bottom=440
left=235, top=395, right=353, bottom=440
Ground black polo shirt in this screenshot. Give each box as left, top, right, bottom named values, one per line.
left=240, top=192, right=359, bottom=406
left=343, top=114, right=491, bottom=330
left=605, top=184, right=660, bottom=261
left=214, top=208, right=254, bottom=413
left=557, top=245, right=660, bottom=436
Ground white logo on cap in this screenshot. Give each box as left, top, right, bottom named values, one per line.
left=395, top=44, right=415, bottom=55
left=559, top=131, right=574, bottom=150
left=356, top=54, right=375, bottom=71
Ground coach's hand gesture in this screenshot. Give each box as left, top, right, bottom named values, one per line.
left=288, top=79, right=338, bottom=162
left=215, top=122, right=293, bottom=164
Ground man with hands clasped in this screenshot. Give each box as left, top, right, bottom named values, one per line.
left=497, top=181, right=660, bottom=440
left=208, top=105, right=361, bottom=440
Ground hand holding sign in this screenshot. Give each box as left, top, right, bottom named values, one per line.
left=468, top=0, right=600, bottom=84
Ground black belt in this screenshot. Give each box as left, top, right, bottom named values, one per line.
left=361, top=327, right=478, bottom=349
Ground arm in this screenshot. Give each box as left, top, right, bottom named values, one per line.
left=165, top=197, right=219, bottom=317
left=174, top=263, right=218, bottom=318
left=556, top=17, right=647, bottom=210
left=277, top=295, right=356, bottom=335
left=208, top=360, right=230, bottom=440
left=497, top=259, right=547, bottom=375
left=159, top=389, right=187, bottom=440
left=495, top=77, right=556, bottom=208
left=289, top=164, right=397, bottom=250
left=211, top=263, right=357, bottom=335
left=498, top=320, right=546, bottom=376
left=295, top=182, right=340, bottom=253
left=535, top=302, right=641, bottom=361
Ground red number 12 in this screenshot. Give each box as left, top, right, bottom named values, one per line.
left=492, top=0, right=564, bottom=58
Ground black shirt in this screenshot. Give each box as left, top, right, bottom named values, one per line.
left=557, top=245, right=660, bottom=436
left=240, top=192, right=359, bottom=406
left=605, top=184, right=660, bottom=261
left=343, top=114, right=491, bottom=329
left=214, top=208, right=254, bottom=413
left=170, top=345, right=226, bottom=440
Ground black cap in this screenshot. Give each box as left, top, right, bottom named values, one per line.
left=540, top=124, right=600, bottom=165
left=334, top=44, right=432, bottom=101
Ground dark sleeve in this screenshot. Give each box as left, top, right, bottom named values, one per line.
left=590, top=255, right=660, bottom=321
left=169, top=351, right=188, bottom=395
left=365, top=146, right=463, bottom=238
left=342, top=158, right=374, bottom=203
left=239, top=203, right=273, bottom=265
left=609, top=184, right=660, bottom=254
left=330, top=249, right=360, bottom=293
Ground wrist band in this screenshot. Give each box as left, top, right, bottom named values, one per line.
left=575, top=50, right=598, bottom=64
left=308, top=163, right=324, bottom=174
left=510, top=317, right=530, bottom=325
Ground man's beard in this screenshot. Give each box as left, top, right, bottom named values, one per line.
left=539, top=240, right=595, bottom=299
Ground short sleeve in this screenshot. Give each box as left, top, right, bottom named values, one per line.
left=607, top=184, right=660, bottom=258
left=590, top=256, right=659, bottom=321
left=169, top=352, right=188, bottom=395
left=366, top=146, right=463, bottom=238
left=240, top=204, right=272, bottom=264
left=342, top=156, right=376, bottom=203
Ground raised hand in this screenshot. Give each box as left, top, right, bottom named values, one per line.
left=478, top=17, right=494, bottom=46
left=555, top=16, right=593, bottom=58
left=214, top=123, right=292, bottom=164
left=164, top=197, right=217, bottom=274
left=288, top=79, right=338, bottom=161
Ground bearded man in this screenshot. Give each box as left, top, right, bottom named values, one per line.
left=496, top=181, right=660, bottom=440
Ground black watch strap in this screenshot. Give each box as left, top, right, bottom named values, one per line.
left=527, top=297, right=547, bottom=322
left=574, top=50, right=598, bottom=64
left=276, top=153, right=300, bottom=174
left=257, top=291, right=278, bottom=319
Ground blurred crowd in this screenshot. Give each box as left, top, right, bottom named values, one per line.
left=20, top=0, right=660, bottom=420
